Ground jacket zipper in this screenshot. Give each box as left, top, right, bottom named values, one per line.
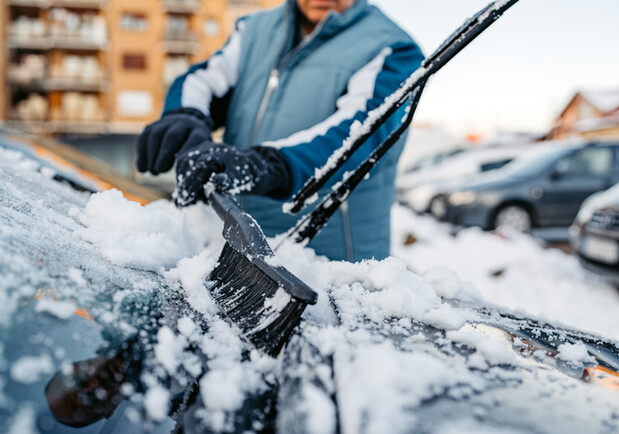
left=248, top=16, right=327, bottom=145
left=249, top=69, right=280, bottom=145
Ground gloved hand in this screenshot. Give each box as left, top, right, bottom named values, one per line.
left=136, top=108, right=212, bottom=175
left=174, top=142, right=292, bottom=207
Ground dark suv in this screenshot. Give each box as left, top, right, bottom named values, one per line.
left=441, top=140, right=619, bottom=232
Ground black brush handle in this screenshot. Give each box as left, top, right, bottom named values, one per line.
left=209, top=191, right=272, bottom=258
left=287, top=0, right=520, bottom=214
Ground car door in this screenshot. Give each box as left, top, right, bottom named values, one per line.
left=538, top=146, right=615, bottom=226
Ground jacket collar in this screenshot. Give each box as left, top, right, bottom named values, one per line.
left=284, top=0, right=370, bottom=38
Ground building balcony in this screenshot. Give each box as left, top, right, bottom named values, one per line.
left=7, top=0, right=48, bottom=7
left=45, top=77, right=109, bottom=92
left=8, top=37, right=52, bottom=50
left=48, top=121, right=108, bottom=134
left=50, top=35, right=108, bottom=50
left=8, top=35, right=108, bottom=51
left=7, top=0, right=106, bottom=8
left=50, top=0, right=107, bottom=9
left=161, top=31, right=200, bottom=54
left=7, top=119, right=109, bottom=135
left=7, top=78, right=46, bottom=93
left=161, top=0, right=201, bottom=14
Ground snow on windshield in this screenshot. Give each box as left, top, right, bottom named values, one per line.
left=1, top=145, right=618, bottom=433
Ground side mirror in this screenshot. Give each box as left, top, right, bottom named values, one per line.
left=549, top=170, right=563, bottom=181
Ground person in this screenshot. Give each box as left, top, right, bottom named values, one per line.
left=137, top=0, right=423, bottom=262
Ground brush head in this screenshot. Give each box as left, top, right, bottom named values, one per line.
left=206, top=191, right=317, bottom=356
left=209, top=243, right=311, bottom=356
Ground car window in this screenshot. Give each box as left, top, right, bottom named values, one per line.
left=555, top=147, right=612, bottom=177
left=479, top=158, right=513, bottom=172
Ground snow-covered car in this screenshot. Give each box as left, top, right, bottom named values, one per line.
left=397, top=145, right=532, bottom=217
left=1, top=132, right=619, bottom=434
left=570, top=183, right=619, bottom=286
left=400, top=148, right=465, bottom=174
left=442, top=139, right=619, bottom=232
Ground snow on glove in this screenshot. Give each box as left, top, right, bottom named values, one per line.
left=174, top=142, right=292, bottom=207
left=136, top=108, right=212, bottom=175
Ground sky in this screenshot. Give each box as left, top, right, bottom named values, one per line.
left=370, top=0, right=619, bottom=139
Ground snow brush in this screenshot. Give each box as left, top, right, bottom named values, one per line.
left=207, top=190, right=317, bottom=356
left=284, top=0, right=520, bottom=243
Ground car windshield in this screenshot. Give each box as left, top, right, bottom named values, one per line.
left=500, top=145, right=577, bottom=177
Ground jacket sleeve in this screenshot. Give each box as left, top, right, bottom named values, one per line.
left=162, top=19, right=246, bottom=126
left=263, top=41, right=424, bottom=197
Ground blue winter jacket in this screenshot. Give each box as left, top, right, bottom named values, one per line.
left=164, top=0, right=423, bottom=262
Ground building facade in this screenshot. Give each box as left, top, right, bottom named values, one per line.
left=1, top=0, right=280, bottom=136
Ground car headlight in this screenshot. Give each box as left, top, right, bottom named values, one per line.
left=449, top=190, right=477, bottom=206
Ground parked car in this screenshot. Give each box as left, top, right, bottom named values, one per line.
left=400, top=148, right=465, bottom=173
left=2, top=132, right=619, bottom=434
left=397, top=145, right=531, bottom=216
left=570, top=183, right=619, bottom=286
left=440, top=140, right=619, bottom=232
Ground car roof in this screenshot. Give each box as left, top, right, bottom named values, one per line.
left=0, top=127, right=167, bottom=205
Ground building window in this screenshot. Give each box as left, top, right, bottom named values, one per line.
left=122, top=54, right=147, bottom=71
left=203, top=18, right=220, bottom=37
left=117, top=90, right=153, bottom=117
left=120, top=13, right=148, bottom=32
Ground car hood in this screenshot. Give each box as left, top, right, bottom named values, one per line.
left=574, top=183, right=619, bottom=226
left=1, top=135, right=618, bottom=433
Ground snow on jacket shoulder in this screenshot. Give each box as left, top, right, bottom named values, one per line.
left=163, top=0, right=424, bottom=262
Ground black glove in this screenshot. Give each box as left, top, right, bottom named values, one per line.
left=136, top=108, right=212, bottom=175
left=174, top=142, right=292, bottom=207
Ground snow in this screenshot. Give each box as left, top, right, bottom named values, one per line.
left=424, top=304, right=466, bottom=331
left=391, top=205, right=619, bottom=342
left=71, top=186, right=619, bottom=429
left=67, top=267, right=88, bottom=286
left=77, top=189, right=203, bottom=272
left=34, top=297, right=77, bottom=319
left=2, top=141, right=619, bottom=432
left=154, top=326, right=187, bottom=375
left=301, top=383, right=337, bottom=434
left=580, top=89, right=619, bottom=113
left=163, top=251, right=219, bottom=316
left=557, top=343, right=597, bottom=368
left=6, top=404, right=38, bottom=434
left=144, top=385, right=170, bottom=422
left=435, top=417, right=526, bottom=434
left=447, top=330, right=519, bottom=368
left=396, top=144, right=532, bottom=191
left=335, top=343, right=477, bottom=434
left=10, top=354, right=54, bottom=385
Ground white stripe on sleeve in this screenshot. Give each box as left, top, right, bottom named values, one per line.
left=181, top=24, right=244, bottom=115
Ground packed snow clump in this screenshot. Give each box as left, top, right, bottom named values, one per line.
left=77, top=189, right=203, bottom=272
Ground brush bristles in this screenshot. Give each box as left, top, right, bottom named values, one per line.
left=208, top=243, right=308, bottom=356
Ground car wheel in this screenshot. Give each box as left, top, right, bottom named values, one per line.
left=430, top=196, right=447, bottom=220
left=493, top=205, right=532, bottom=232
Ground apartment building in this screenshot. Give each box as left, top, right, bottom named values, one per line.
left=1, top=0, right=280, bottom=136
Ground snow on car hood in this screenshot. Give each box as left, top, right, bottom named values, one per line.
left=1, top=144, right=618, bottom=433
